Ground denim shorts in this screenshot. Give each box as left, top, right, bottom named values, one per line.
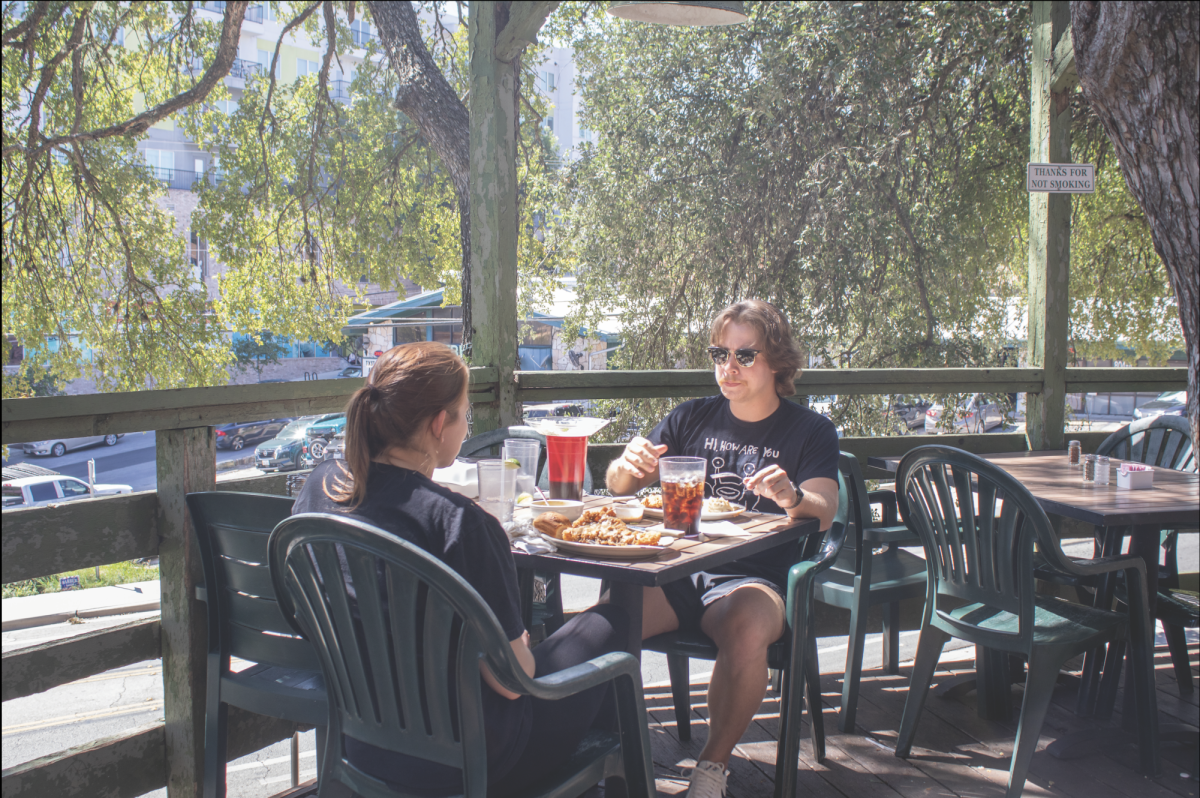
left=661, top=572, right=785, bottom=633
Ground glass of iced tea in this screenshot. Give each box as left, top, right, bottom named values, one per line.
left=659, top=456, right=707, bottom=537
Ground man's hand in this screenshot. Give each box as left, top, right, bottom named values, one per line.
left=606, top=437, right=668, bottom=496
left=617, top=437, right=668, bottom=479
left=743, top=464, right=799, bottom=509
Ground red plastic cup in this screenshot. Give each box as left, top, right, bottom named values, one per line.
left=546, top=435, right=587, bottom=501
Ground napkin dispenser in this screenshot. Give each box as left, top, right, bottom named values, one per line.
left=432, top=460, right=479, bottom=498
left=1116, top=463, right=1153, bottom=490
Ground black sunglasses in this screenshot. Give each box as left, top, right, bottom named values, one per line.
left=707, top=346, right=762, bottom=368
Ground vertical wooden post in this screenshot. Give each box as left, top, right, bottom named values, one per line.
left=1026, top=0, right=1072, bottom=450
left=468, top=1, right=521, bottom=434
left=157, top=427, right=216, bottom=798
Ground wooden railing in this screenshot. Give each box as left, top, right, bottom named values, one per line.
left=0, top=366, right=1186, bottom=798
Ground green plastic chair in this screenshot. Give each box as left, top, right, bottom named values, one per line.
left=269, top=512, right=655, bottom=798
left=186, top=492, right=328, bottom=798
left=1077, top=414, right=1197, bottom=708
left=894, top=445, right=1159, bottom=797
left=1096, top=414, right=1195, bottom=472
left=812, top=453, right=927, bottom=732
left=641, top=456, right=850, bottom=798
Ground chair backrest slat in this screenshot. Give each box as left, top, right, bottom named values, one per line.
left=311, top=542, right=371, bottom=722
left=898, top=447, right=1047, bottom=648
left=220, top=556, right=277, bottom=598
left=210, top=523, right=270, bottom=564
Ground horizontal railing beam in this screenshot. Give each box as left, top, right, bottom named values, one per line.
left=1, top=723, right=165, bottom=798
left=4, top=367, right=1184, bottom=443
left=515, top=367, right=1049, bottom=401
left=1063, top=366, right=1187, bottom=393
left=2, top=368, right=498, bottom=444
left=2, top=491, right=159, bottom=584
left=2, top=618, right=161, bottom=701
left=0, top=708, right=302, bottom=798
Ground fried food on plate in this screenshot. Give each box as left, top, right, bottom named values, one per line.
left=640, top=493, right=663, bottom=509
left=561, top=507, right=662, bottom=547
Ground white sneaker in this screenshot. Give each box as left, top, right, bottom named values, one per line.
left=687, top=760, right=728, bottom=798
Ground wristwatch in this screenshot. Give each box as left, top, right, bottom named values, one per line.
left=785, top=484, right=805, bottom=510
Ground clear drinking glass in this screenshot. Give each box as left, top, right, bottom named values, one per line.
left=503, top=439, right=541, bottom=500
left=476, top=460, right=517, bottom=524
left=659, top=456, right=707, bottom=537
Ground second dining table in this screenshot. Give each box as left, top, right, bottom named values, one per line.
left=510, top=495, right=821, bottom=658
left=869, top=448, right=1199, bottom=771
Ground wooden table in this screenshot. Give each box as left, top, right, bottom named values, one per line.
left=870, top=449, right=1199, bottom=770
left=510, top=495, right=821, bottom=658
left=867, top=449, right=1200, bottom=530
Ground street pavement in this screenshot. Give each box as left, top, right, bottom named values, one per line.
left=4, top=432, right=258, bottom=492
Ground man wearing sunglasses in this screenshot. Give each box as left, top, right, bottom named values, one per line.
left=606, top=299, right=839, bottom=798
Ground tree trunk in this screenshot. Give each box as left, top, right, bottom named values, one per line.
left=368, top=1, right=473, bottom=354
left=1071, top=1, right=1199, bottom=453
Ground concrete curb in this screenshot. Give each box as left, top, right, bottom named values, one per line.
left=2, top=580, right=162, bottom=631
left=2, top=602, right=160, bottom=631
left=216, top=454, right=256, bottom=472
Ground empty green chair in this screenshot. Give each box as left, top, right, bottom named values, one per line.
left=895, top=445, right=1159, bottom=797
left=187, top=492, right=328, bottom=798
left=642, top=456, right=849, bottom=798
left=1075, top=414, right=1196, bottom=711
left=812, top=452, right=926, bottom=732
left=269, top=512, right=655, bottom=798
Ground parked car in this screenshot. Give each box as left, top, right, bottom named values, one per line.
left=19, top=433, right=124, bottom=458
left=925, top=394, right=1007, bottom=434
left=522, top=402, right=585, bottom=420
left=305, top=414, right=347, bottom=460
left=214, top=418, right=294, bottom=450
left=316, top=365, right=363, bottom=380
left=888, top=396, right=932, bottom=430
left=3, top=474, right=133, bottom=510
left=321, top=431, right=346, bottom=463
left=254, top=415, right=338, bottom=473
left=1133, top=390, right=1187, bottom=420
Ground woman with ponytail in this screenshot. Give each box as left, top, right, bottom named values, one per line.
left=293, top=342, right=628, bottom=797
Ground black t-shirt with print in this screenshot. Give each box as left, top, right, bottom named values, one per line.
left=294, top=459, right=530, bottom=792
left=646, top=394, right=840, bottom=586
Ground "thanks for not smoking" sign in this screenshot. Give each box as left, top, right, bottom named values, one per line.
left=1027, top=163, right=1095, bottom=193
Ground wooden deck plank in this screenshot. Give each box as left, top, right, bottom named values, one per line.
left=633, top=638, right=1198, bottom=798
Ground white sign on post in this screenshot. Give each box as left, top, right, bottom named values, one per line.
left=1027, top=163, right=1095, bottom=193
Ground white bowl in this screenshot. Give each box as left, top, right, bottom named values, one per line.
left=612, top=502, right=645, bottom=522
left=529, top=499, right=585, bottom=522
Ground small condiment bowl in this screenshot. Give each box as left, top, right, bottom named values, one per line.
left=612, top=502, right=645, bottom=522
left=529, top=499, right=585, bottom=522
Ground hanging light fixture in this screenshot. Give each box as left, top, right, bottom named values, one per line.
left=607, top=1, right=748, bottom=27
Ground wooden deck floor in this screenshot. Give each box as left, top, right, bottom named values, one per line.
left=641, top=639, right=1198, bottom=798
left=276, top=639, right=1197, bottom=798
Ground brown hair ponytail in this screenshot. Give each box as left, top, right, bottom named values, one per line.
left=328, top=341, right=469, bottom=508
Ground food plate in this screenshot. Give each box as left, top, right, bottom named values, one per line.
left=640, top=503, right=745, bottom=521
left=546, top=536, right=672, bottom=561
